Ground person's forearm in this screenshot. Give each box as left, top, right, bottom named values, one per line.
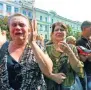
left=67, top=50, right=84, bottom=74
left=31, top=41, right=53, bottom=77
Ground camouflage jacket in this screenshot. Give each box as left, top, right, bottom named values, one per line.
left=45, top=42, right=84, bottom=89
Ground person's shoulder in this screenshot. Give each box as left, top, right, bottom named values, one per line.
left=76, top=38, right=83, bottom=42
left=0, top=41, right=9, bottom=49
left=46, top=41, right=53, bottom=46
left=45, top=41, right=53, bottom=53
left=77, top=36, right=87, bottom=42
left=76, top=37, right=86, bottom=46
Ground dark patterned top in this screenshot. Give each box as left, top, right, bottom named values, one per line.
left=76, top=36, right=91, bottom=75
left=0, top=43, right=46, bottom=90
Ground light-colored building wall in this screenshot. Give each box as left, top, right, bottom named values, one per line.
left=0, top=0, right=81, bottom=40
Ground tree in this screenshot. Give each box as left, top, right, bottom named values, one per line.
left=0, top=18, right=3, bottom=27
left=0, top=16, right=8, bottom=30
left=0, top=16, right=10, bottom=39
left=73, top=31, right=81, bottom=40
left=67, top=25, right=73, bottom=36
left=66, top=25, right=81, bottom=40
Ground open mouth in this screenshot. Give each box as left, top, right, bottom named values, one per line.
left=56, top=33, right=62, bottom=36
left=15, top=32, right=23, bottom=35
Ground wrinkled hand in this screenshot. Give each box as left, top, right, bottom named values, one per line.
left=51, top=73, right=66, bottom=84
left=0, top=30, right=7, bottom=47
left=28, top=20, right=38, bottom=44
left=56, top=41, right=72, bottom=54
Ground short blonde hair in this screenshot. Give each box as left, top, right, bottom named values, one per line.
left=8, top=13, right=31, bottom=26
left=66, top=36, right=76, bottom=43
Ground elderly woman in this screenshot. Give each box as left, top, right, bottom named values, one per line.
left=45, top=22, right=85, bottom=90
left=0, top=14, right=63, bottom=90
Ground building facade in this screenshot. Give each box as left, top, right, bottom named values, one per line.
left=0, top=0, right=81, bottom=40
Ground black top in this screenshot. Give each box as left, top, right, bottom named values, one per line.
left=76, top=36, right=91, bottom=75
left=0, top=42, right=46, bottom=90
left=7, top=52, right=22, bottom=90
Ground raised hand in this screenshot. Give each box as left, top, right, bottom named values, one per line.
left=28, top=20, right=38, bottom=44
left=55, top=41, right=72, bottom=54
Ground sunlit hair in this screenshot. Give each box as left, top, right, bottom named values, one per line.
left=8, top=13, right=31, bottom=27
left=66, top=36, right=76, bottom=43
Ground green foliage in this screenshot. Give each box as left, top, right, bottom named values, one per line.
left=0, top=16, right=10, bottom=40
left=67, top=25, right=81, bottom=40
left=0, top=16, right=8, bottom=31
left=72, top=31, right=81, bottom=40
left=67, top=25, right=73, bottom=36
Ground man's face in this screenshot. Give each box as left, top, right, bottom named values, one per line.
left=84, top=26, right=91, bottom=36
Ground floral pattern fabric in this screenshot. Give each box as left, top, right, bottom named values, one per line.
left=0, top=42, right=46, bottom=90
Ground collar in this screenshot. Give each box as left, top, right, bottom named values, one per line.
left=81, top=36, right=89, bottom=41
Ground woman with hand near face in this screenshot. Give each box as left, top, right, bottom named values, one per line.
left=0, top=14, right=64, bottom=90
left=45, top=22, right=85, bottom=90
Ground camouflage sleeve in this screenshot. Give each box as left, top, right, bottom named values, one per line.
left=72, top=45, right=80, bottom=59
left=70, top=44, right=84, bottom=78
left=44, top=41, right=52, bottom=54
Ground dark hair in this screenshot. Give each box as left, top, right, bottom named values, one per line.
left=81, top=21, right=91, bottom=31
left=51, top=22, right=68, bottom=33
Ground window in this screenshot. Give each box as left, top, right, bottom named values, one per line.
left=40, top=25, right=42, bottom=30
left=40, top=16, right=42, bottom=21
left=45, top=34, right=47, bottom=39
left=45, top=17, right=47, bottom=22
left=14, top=7, right=18, bottom=13
left=45, top=25, right=47, bottom=31
left=0, top=3, right=3, bottom=11
left=6, top=5, right=11, bottom=13
left=28, top=12, right=32, bottom=18
left=52, top=19, right=53, bottom=23
left=23, top=10, right=26, bottom=15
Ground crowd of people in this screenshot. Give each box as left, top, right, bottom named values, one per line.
left=0, top=13, right=91, bottom=90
